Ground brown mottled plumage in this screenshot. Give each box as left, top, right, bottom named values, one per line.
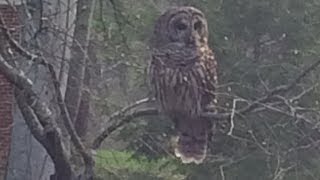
left=148, top=6, right=218, bottom=164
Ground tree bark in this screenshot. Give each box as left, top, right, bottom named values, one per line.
left=65, top=0, right=95, bottom=134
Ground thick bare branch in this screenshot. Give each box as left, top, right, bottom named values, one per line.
left=0, top=21, right=94, bottom=177
left=0, top=15, right=44, bottom=64
left=92, top=107, right=159, bottom=149
left=105, top=97, right=154, bottom=125
left=93, top=58, right=320, bottom=148
left=15, top=90, right=73, bottom=177
left=65, top=0, right=96, bottom=124
left=48, top=64, right=94, bottom=167
left=0, top=55, right=53, bottom=126
left=15, top=92, right=45, bottom=140
left=0, top=52, right=74, bottom=176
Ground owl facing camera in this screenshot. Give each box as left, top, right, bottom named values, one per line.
left=149, top=6, right=218, bottom=164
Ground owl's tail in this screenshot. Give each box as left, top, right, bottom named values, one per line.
left=173, top=116, right=211, bottom=164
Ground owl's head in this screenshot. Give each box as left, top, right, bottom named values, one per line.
left=152, top=6, right=209, bottom=48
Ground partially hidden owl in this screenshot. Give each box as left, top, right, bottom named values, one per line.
left=148, top=6, right=218, bottom=164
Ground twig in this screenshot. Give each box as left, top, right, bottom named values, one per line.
left=93, top=58, right=320, bottom=146
left=258, top=100, right=313, bottom=124
left=0, top=48, right=94, bottom=170
left=0, top=15, right=42, bottom=63
left=104, top=97, right=154, bottom=124
left=290, top=84, right=318, bottom=102
left=48, top=64, right=94, bottom=167
left=0, top=15, right=94, bottom=168
left=218, top=155, right=250, bottom=180
left=248, top=130, right=272, bottom=155
left=228, top=98, right=245, bottom=135
left=220, top=165, right=225, bottom=180
left=237, top=58, right=320, bottom=115
left=92, top=108, right=159, bottom=149
left=272, top=164, right=296, bottom=180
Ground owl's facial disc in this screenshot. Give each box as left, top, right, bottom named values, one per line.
left=168, top=13, right=191, bottom=45
left=168, top=12, right=207, bottom=47
left=190, top=16, right=207, bottom=46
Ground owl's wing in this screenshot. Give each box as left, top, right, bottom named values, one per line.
left=199, top=47, right=218, bottom=109
left=147, top=52, right=158, bottom=98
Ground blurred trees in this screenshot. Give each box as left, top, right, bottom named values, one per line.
left=92, top=0, right=320, bottom=179
left=2, top=0, right=320, bottom=179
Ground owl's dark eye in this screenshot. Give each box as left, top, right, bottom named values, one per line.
left=176, top=22, right=187, bottom=30
left=194, top=21, right=202, bottom=31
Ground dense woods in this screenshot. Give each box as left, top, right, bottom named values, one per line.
left=1, top=0, right=320, bottom=179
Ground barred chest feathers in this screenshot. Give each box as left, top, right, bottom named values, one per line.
left=150, top=44, right=216, bottom=117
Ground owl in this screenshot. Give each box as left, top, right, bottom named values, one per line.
left=148, top=6, right=218, bottom=164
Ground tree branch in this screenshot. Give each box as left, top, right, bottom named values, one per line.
left=0, top=55, right=53, bottom=126
left=15, top=90, right=73, bottom=175
left=0, top=25, right=94, bottom=175
left=0, top=15, right=44, bottom=64
left=1, top=50, right=74, bottom=174
left=92, top=107, right=159, bottom=149
left=15, top=91, right=45, bottom=140
left=238, top=58, right=320, bottom=115
left=92, top=58, right=320, bottom=148
left=47, top=64, right=94, bottom=167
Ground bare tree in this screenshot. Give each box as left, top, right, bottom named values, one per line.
left=1, top=0, right=320, bottom=180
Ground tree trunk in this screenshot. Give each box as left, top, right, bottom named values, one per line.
left=65, top=0, right=95, bottom=137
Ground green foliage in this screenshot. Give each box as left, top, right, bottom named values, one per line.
left=94, top=150, right=186, bottom=180
left=92, top=0, right=320, bottom=179
left=92, top=0, right=159, bottom=115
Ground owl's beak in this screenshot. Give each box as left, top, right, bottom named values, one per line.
left=188, top=32, right=200, bottom=47
left=188, top=36, right=195, bottom=45
left=188, top=31, right=195, bottom=44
